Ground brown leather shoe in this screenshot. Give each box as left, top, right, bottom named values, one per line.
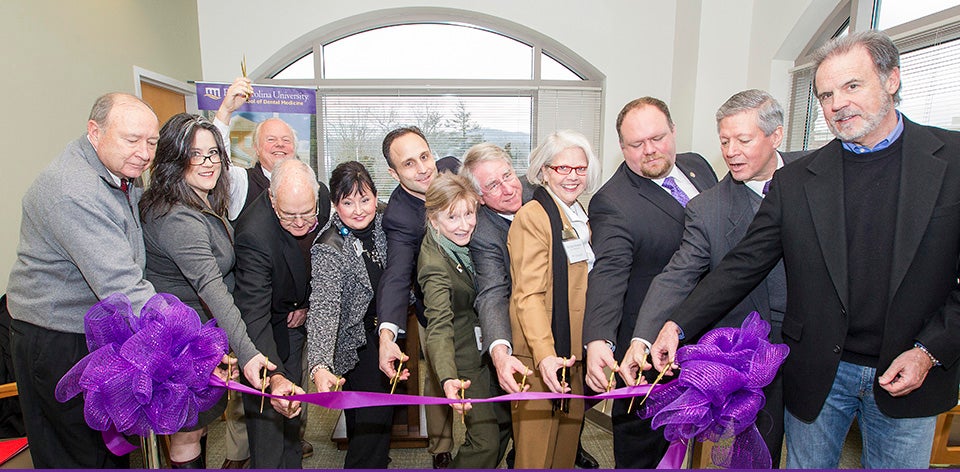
left=301, top=439, right=314, bottom=459
left=220, top=458, right=249, bottom=469
left=433, top=452, right=452, bottom=469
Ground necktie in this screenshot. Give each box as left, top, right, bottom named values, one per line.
left=662, top=176, right=690, bottom=207
left=120, top=179, right=129, bottom=195
left=762, top=180, right=771, bottom=195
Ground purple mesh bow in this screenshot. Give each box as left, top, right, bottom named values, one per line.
left=55, top=293, right=229, bottom=438
left=641, top=312, right=788, bottom=468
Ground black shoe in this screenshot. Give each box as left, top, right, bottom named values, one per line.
left=171, top=454, right=205, bottom=469
left=575, top=446, right=599, bottom=469
left=433, top=452, right=452, bottom=469
left=220, top=458, right=249, bottom=469
left=301, top=439, right=314, bottom=459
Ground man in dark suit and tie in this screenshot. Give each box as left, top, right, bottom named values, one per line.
left=581, top=97, right=718, bottom=468
left=652, top=30, right=960, bottom=468
left=622, top=89, right=804, bottom=467
left=375, top=127, right=460, bottom=468
left=233, top=159, right=331, bottom=468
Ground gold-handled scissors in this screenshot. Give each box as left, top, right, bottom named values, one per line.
left=259, top=357, right=269, bottom=414
left=459, top=380, right=466, bottom=425
left=638, top=360, right=674, bottom=409
left=513, top=370, right=528, bottom=409
left=627, top=354, right=647, bottom=414
left=559, top=357, right=569, bottom=412
left=602, top=362, right=618, bottom=414
left=389, top=357, right=405, bottom=394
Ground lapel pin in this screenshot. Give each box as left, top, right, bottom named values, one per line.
left=689, top=171, right=696, bottom=178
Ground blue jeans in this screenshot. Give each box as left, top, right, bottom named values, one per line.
left=784, top=360, right=936, bottom=468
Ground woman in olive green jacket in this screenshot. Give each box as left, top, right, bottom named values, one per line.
left=418, top=172, right=511, bottom=469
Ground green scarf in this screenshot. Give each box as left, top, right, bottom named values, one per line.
left=433, top=227, right=474, bottom=276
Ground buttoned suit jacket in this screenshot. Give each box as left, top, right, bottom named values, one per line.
left=673, top=117, right=960, bottom=421
left=582, top=153, right=718, bottom=357
left=468, top=178, right=535, bottom=352
left=632, top=151, right=805, bottom=342
left=233, top=190, right=331, bottom=378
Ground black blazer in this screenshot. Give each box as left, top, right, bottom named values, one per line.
left=233, top=189, right=330, bottom=377
left=582, top=153, right=718, bottom=359
left=674, top=117, right=960, bottom=420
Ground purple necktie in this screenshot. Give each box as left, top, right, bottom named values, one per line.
left=762, top=180, right=771, bottom=195
left=662, top=176, right=690, bottom=207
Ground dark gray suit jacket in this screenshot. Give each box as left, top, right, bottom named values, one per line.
left=583, top=153, right=718, bottom=358
left=468, top=178, right=534, bottom=352
left=632, top=151, right=805, bottom=343
left=673, top=118, right=960, bottom=420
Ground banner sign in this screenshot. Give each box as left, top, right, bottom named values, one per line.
left=195, top=82, right=315, bottom=114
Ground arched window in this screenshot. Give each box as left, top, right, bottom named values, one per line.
left=785, top=1, right=960, bottom=151
left=252, top=8, right=605, bottom=197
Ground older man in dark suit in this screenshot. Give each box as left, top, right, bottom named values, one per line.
left=622, top=89, right=804, bottom=467
left=233, top=159, right=331, bottom=468
left=653, top=31, right=960, bottom=469
left=582, top=97, right=718, bottom=468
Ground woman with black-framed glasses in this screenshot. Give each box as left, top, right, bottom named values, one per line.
left=140, top=113, right=274, bottom=468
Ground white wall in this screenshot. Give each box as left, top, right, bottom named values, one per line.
left=0, top=0, right=202, bottom=293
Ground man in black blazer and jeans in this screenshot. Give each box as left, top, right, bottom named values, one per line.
left=582, top=97, right=717, bottom=468
left=652, top=30, right=960, bottom=468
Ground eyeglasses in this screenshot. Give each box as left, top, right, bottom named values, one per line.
left=483, top=170, right=517, bottom=195
left=189, top=149, right=222, bottom=166
left=275, top=207, right=319, bottom=224
left=546, top=165, right=588, bottom=176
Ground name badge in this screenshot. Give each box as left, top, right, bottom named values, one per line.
left=474, top=326, right=483, bottom=351
left=563, top=239, right=589, bottom=264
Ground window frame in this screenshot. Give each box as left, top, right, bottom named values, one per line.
left=244, top=7, right=606, bottom=188
left=785, top=1, right=960, bottom=151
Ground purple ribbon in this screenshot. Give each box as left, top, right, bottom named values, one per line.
left=641, top=312, right=789, bottom=468
left=215, top=376, right=656, bottom=408
left=56, top=293, right=229, bottom=455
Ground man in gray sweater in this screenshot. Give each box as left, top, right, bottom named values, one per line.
left=7, top=93, right=159, bottom=468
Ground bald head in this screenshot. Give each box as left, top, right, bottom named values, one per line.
left=269, top=159, right=320, bottom=237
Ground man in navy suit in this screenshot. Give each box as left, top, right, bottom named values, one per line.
left=375, top=127, right=459, bottom=468
left=623, top=89, right=804, bottom=466
left=653, top=31, right=960, bottom=468
left=582, top=97, right=718, bottom=468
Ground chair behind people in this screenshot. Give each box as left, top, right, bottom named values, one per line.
left=0, top=382, right=31, bottom=468
left=930, top=392, right=960, bottom=467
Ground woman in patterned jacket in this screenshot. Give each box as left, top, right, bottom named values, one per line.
left=306, top=161, right=393, bottom=469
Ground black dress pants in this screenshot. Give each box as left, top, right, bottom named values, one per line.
left=242, top=327, right=304, bottom=469
left=342, top=328, right=394, bottom=469
left=10, top=319, right=129, bottom=468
